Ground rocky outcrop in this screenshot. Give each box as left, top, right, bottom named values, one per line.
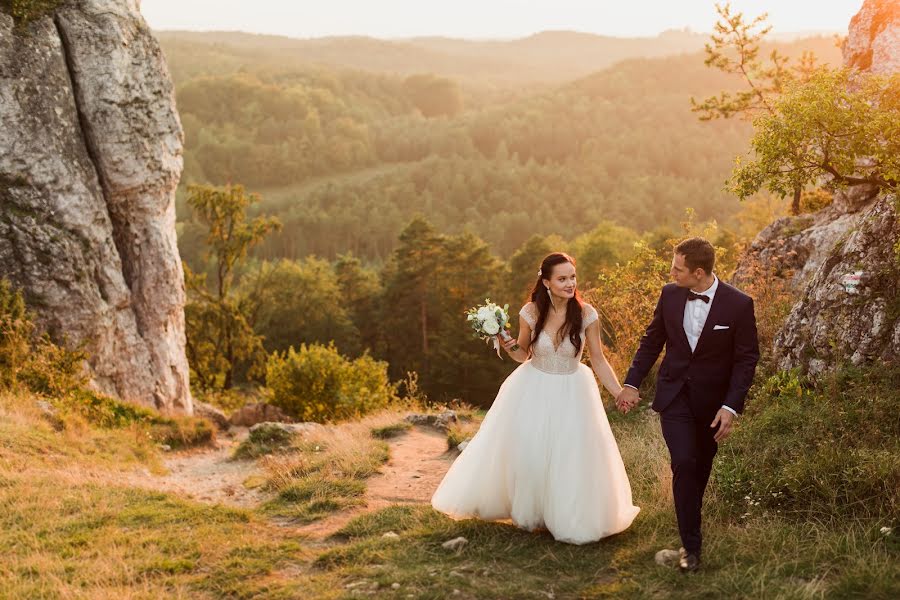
left=736, top=0, right=900, bottom=375
left=773, top=194, right=900, bottom=375
left=0, top=1, right=191, bottom=413
left=405, top=410, right=459, bottom=431
left=734, top=185, right=880, bottom=287
left=844, top=0, right=900, bottom=74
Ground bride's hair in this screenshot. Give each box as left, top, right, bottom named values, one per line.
left=529, top=252, right=584, bottom=356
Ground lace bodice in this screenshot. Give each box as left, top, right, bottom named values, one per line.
left=519, top=302, right=599, bottom=374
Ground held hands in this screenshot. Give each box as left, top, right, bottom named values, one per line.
left=615, top=386, right=640, bottom=413
left=710, top=408, right=735, bottom=443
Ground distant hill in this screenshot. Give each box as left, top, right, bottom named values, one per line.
left=157, top=30, right=843, bottom=88
left=156, top=29, right=714, bottom=86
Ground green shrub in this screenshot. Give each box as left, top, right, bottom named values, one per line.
left=265, top=342, right=397, bottom=423
left=19, top=337, right=88, bottom=397
left=0, top=279, right=32, bottom=389
left=194, top=387, right=254, bottom=413
left=715, top=365, right=900, bottom=520
left=0, top=279, right=89, bottom=396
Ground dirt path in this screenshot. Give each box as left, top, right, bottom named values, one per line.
left=150, top=428, right=267, bottom=508
left=293, top=425, right=453, bottom=539
left=118, top=423, right=455, bottom=536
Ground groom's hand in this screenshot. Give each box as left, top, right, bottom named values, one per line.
left=711, top=408, right=735, bottom=443
left=616, top=387, right=640, bottom=413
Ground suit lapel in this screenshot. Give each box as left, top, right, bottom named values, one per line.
left=694, top=282, right=729, bottom=354
left=668, top=286, right=692, bottom=352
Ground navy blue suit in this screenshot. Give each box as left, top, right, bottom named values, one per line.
left=624, top=281, right=759, bottom=554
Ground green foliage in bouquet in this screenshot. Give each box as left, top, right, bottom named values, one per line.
left=265, top=342, right=397, bottom=423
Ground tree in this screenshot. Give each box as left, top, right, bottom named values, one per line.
left=428, top=232, right=508, bottom=404
left=691, top=2, right=823, bottom=213
left=403, top=74, right=463, bottom=118
left=379, top=218, right=443, bottom=387
left=729, top=70, right=900, bottom=205
left=334, top=253, right=383, bottom=354
left=504, top=235, right=557, bottom=305
left=241, top=258, right=360, bottom=356
left=570, top=222, right=640, bottom=286
left=184, top=184, right=281, bottom=390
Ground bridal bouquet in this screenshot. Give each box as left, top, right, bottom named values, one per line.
left=466, top=299, right=519, bottom=357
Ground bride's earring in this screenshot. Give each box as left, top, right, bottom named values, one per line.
left=546, top=287, right=552, bottom=300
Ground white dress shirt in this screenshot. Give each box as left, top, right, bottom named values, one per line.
left=684, top=275, right=718, bottom=353
left=626, top=274, right=738, bottom=417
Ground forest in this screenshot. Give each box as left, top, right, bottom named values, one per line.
left=165, top=32, right=841, bottom=263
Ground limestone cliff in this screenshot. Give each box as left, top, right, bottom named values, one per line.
left=0, top=0, right=191, bottom=413
left=736, top=0, right=900, bottom=375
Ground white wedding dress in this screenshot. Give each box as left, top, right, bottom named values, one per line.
left=431, top=302, right=640, bottom=545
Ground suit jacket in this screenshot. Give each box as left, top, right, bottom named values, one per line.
left=624, top=281, right=760, bottom=415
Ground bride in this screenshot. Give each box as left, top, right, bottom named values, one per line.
left=431, top=252, right=640, bottom=544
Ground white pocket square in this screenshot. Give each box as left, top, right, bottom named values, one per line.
left=713, top=325, right=730, bottom=330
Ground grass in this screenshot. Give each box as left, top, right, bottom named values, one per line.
left=1, top=381, right=897, bottom=598
left=0, top=473, right=335, bottom=598
left=714, top=366, right=900, bottom=520
left=232, top=423, right=297, bottom=459
left=0, top=389, right=163, bottom=473
left=305, top=406, right=899, bottom=599
left=0, top=389, right=346, bottom=598
left=258, top=411, right=399, bottom=524
left=441, top=404, right=484, bottom=451
left=308, top=503, right=898, bottom=599
left=371, top=421, right=412, bottom=439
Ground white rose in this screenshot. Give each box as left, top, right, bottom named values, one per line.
left=476, top=306, right=494, bottom=320
left=482, top=318, right=500, bottom=335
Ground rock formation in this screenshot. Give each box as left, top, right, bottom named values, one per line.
left=0, top=1, right=192, bottom=413
left=844, top=0, right=900, bottom=74
left=737, top=0, right=900, bottom=375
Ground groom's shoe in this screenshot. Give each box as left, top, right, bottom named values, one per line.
left=678, top=549, right=701, bottom=572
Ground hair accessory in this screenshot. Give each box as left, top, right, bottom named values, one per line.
left=537, top=269, right=543, bottom=277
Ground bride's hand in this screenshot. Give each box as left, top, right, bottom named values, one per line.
left=615, top=387, right=640, bottom=413
left=497, top=334, right=519, bottom=353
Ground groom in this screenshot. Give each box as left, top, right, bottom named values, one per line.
left=616, top=237, right=759, bottom=572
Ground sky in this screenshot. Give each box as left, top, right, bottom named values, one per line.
left=140, top=0, right=863, bottom=39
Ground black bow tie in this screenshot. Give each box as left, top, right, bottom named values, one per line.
left=687, top=291, right=710, bottom=303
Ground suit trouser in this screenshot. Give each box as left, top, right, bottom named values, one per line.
left=659, top=386, right=718, bottom=555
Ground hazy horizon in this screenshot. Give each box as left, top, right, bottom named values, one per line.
left=141, top=0, right=859, bottom=40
